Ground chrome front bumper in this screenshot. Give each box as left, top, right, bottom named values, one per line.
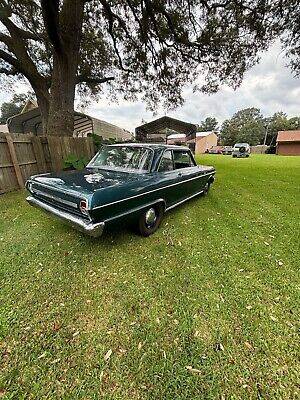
left=26, top=196, right=105, bottom=238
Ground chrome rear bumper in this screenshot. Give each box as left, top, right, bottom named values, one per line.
left=26, top=196, right=104, bottom=238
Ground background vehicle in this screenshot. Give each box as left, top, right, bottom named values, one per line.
left=222, top=146, right=233, bottom=155
left=208, top=146, right=224, bottom=154
left=232, top=143, right=250, bottom=157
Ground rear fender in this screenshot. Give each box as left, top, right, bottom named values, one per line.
left=104, top=198, right=166, bottom=225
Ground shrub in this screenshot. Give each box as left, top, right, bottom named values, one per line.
left=63, top=154, right=88, bottom=170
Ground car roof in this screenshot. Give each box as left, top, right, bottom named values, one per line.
left=107, top=143, right=190, bottom=151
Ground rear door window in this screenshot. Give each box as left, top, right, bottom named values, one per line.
left=173, top=150, right=195, bottom=169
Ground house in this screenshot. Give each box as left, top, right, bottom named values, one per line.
left=0, top=124, right=9, bottom=133
left=276, top=131, right=300, bottom=156
left=6, top=103, right=132, bottom=141
left=21, top=98, right=38, bottom=113
left=190, top=131, right=218, bottom=154
left=167, top=131, right=218, bottom=154
left=166, top=133, right=186, bottom=145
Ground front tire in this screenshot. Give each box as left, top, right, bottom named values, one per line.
left=137, top=203, right=164, bottom=236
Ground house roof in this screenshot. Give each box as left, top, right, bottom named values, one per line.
left=277, top=130, right=300, bottom=142
left=21, top=98, right=38, bottom=113
left=167, top=133, right=186, bottom=139
left=167, top=131, right=217, bottom=140
left=196, top=131, right=217, bottom=137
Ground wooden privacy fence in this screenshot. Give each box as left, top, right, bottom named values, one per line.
left=0, top=133, right=95, bottom=194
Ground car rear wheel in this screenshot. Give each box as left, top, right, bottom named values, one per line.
left=137, top=203, right=164, bottom=236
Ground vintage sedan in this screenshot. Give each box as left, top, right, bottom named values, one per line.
left=26, top=144, right=215, bottom=237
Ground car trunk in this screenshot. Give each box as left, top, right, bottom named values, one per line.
left=27, top=168, right=144, bottom=218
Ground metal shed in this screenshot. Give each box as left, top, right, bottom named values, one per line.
left=135, top=116, right=197, bottom=143
left=7, top=108, right=132, bottom=140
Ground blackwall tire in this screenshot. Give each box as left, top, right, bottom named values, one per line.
left=202, top=182, right=211, bottom=196
left=137, top=203, right=164, bottom=237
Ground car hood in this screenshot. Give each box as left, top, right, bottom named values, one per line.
left=30, top=168, right=144, bottom=196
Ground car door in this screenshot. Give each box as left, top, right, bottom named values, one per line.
left=155, top=149, right=184, bottom=207
left=172, top=149, right=206, bottom=198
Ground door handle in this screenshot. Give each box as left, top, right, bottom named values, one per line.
left=178, top=172, right=182, bottom=177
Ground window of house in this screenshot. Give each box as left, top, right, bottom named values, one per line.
left=158, top=150, right=174, bottom=172
left=173, top=150, right=194, bottom=169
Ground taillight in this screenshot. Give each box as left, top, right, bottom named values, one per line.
left=79, top=200, right=88, bottom=215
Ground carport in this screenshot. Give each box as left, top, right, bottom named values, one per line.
left=135, top=116, right=197, bottom=143
left=7, top=109, right=94, bottom=136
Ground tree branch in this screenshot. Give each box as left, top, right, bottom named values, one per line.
left=0, top=5, right=40, bottom=41
left=0, top=31, right=11, bottom=46
left=76, top=75, right=115, bottom=84
left=0, top=49, right=22, bottom=71
left=40, top=0, right=61, bottom=51
left=99, top=0, right=134, bottom=73
left=0, top=65, right=18, bottom=75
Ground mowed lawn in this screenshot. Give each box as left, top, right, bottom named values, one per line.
left=0, top=155, right=299, bottom=400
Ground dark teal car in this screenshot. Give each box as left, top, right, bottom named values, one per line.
left=26, top=144, right=215, bottom=237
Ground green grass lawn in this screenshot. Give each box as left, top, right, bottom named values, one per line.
left=0, top=155, right=299, bottom=399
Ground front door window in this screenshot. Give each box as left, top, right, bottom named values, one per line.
left=158, top=150, right=174, bottom=172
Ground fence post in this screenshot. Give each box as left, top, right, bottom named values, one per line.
left=5, top=134, right=24, bottom=188
left=31, top=136, right=47, bottom=173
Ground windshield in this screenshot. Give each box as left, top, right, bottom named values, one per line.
left=87, top=146, right=153, bottom=172
left=234, top=143, right=248, bottom=148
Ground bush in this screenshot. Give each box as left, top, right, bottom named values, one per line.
left=63, top=154, right=88, bottom=170
left=265, top=145, right=276, bottom=154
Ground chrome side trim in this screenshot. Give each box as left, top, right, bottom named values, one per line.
left=26, top=196, right=104, bottom=238
left=166, top=189, right=204, bottom=211
left=31, top=187, right=78, bottom=208
left=93, top=172, right=215, bottom=210
left=104, top=198, right=166, bottom=223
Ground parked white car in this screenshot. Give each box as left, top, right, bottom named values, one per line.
left=232, top=143, right=250, bottom=158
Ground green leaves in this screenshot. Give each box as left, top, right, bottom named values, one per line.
left=220, top=107, right=265, bottom=146
left=63, top=154, right=88, bottom=170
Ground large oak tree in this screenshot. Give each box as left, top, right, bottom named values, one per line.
left=0, top=0, right=294, bottom=136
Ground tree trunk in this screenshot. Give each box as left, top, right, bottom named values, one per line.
left=46, top=0, right=85, bottom=137
left=35, top=88, right=49, bottom=135
left=27, top=76, right=50, bottom=135
left=46, top=52, right=77, bottom=137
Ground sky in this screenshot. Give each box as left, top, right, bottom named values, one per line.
left=1, top=40, right=300, bottom=133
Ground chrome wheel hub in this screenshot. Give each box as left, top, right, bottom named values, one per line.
left=145, top=207, right=157, bottom=226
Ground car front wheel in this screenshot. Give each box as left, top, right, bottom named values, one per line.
left=137, top=203, right=164, bottom=236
